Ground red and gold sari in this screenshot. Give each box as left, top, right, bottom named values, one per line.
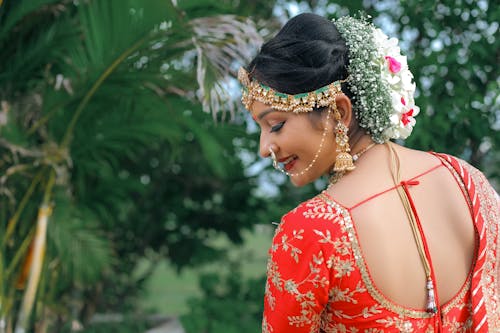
left=262, top=154, right=499, bottom=332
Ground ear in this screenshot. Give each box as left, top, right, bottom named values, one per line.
left=334, top=94, right=353, bottom=127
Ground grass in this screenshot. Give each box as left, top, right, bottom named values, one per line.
left=138, top=225, right=274, bottom=316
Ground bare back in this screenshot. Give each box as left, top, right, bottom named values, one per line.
left=326, top=143, right=476, bottom=309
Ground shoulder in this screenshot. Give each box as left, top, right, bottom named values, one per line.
left=279, top=195, right=344, bottom=229
left=432, top=152, right=499, bottom=206
left=272, top=195, right=346, bottom=247
left=432, top=152, right=495, bottom=188
left=269, top=195, right=347, bottom=270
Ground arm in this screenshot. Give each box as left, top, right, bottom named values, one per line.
left=262, top=211, right=331, bottom=333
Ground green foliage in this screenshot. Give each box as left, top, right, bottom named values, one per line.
left=79, top=322, right=150, bottom=333
left=396, top=0, right=499, bottom=184
left=118, top=112, right=265, bottom=270
left=47, top=190, right=112, bottom=286
left=271, top=0, right=499, bottom=186
left=59, top=317, right=150, bottom=333
left=181, top=262, right=266, bottom=333
left=0, top=0, right=272, bottom=331
left=3, top=0, right=494, bottom=331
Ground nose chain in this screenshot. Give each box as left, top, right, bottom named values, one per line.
left=269, top=106, right=331, bottom=177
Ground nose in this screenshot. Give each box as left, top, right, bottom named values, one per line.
left=259, top=131, right=276, bottom=158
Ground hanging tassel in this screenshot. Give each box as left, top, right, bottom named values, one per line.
left=333, top=152, right=355, bottom=172
left=426, top=278, right=437, bottom=313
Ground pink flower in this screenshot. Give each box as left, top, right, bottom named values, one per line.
left=401, top=109, right=414, bottom=126
left=385, top=56, right=401, bottom=74
left=401, top=97, right=406, bottom=105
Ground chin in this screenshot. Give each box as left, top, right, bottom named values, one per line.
left=289, top=176, right=312, bottom=187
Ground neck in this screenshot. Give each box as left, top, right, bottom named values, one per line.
left=349, top=131, right=374, bottom=157
left=326, top=132, right=376, bottom=185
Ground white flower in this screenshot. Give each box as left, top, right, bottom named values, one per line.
left=335, top=16, right=419, bottom=142
left=389, top=114, right=400, bottom=125
left=371, top=26, right=418, bottom=141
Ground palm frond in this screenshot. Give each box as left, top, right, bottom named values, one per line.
left=77, top=0, right=173, bottom=71
left=0, top=1, right=269, bottom=329
left=190, top=15, right=263, bottom=118
left=47, top=195, right=113, bottom=285
left=0, top=0, right=63, bottom=42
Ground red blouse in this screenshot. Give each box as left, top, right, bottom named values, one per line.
left=262, top=154, right=500, bottom=332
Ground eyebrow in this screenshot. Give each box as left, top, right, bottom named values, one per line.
left=257, top=108, right=277, bottom=120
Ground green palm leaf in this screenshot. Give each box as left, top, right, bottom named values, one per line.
left=1, top=0, right=267, bottom=329
left=0, top=0, right=62, bottom=41
left=191, top=15, right=263, bottom=118
left=48, top=191, right=113, bottom=285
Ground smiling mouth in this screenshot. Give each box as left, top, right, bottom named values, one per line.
left=279, top=156, right=298, bottom=172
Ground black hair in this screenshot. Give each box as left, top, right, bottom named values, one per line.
left=247, top=13, right=351, bottom=96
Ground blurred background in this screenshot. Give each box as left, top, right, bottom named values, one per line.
left=0, top=0, right=498, bottom=332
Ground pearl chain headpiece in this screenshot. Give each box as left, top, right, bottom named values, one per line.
left=238, top=67, right=346, bottom=113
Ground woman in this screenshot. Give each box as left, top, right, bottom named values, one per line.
left=238, top=13, right=499, bottom=332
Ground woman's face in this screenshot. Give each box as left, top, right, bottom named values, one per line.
left=250, top=100, right=337, bottom=187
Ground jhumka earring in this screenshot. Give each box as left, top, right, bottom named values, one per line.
left=330, top=103, right=355, bottom=183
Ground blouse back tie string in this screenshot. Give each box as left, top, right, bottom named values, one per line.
left=388, top=143, right=443, bottom=328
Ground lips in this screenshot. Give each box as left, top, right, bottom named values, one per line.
left=279, top=155, right=294, bottom=163
left=284, top=158, right=297, bottom=171
left=278, top=155, right=298, bottom=172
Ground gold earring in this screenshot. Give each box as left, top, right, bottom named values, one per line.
left=332, top=104, right=355, bottom=174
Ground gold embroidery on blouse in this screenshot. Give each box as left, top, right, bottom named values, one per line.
left=277, top=229, right=304, bottom=263
left=265, top=280, right=276, bottom=311
left=267, top=258, right=282, bottom=292
left=323, top=322, right=358, bottom=333
left=442, top=313, right=473, bottom=333
left=266, top=217, right=331, bottom=331
left=319, top=317, right=366, bottom=333
left=304, top=197, right=347, bottom=232
left=318, top=192, right=434, bottom=318
left=333, top=235, right=351, bottom=255
left=376, top=316, right=421, bottom=333
left=329, top=280, right=366, bottom=303
left=328, top=255, right=355, bottom=278
left=332, top=304, right=383, bottom=319
left=441, top=274, right=471, bottom=315
left=262, top=315, right=273, bottom=333
left=314, top=229, right=352, bottom=257
left=283, top=252, right=329, bottom=331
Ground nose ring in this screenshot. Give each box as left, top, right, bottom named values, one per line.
left=269, top=147, right=279, bottom=170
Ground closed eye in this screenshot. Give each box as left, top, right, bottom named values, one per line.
left=270, top=121, right=285, bottom=133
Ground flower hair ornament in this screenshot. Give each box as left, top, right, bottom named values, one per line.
left=333, top=15, right=419, bottom=143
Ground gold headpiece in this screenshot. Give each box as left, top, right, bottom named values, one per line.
left=237, top=67, right=346, bottom=113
